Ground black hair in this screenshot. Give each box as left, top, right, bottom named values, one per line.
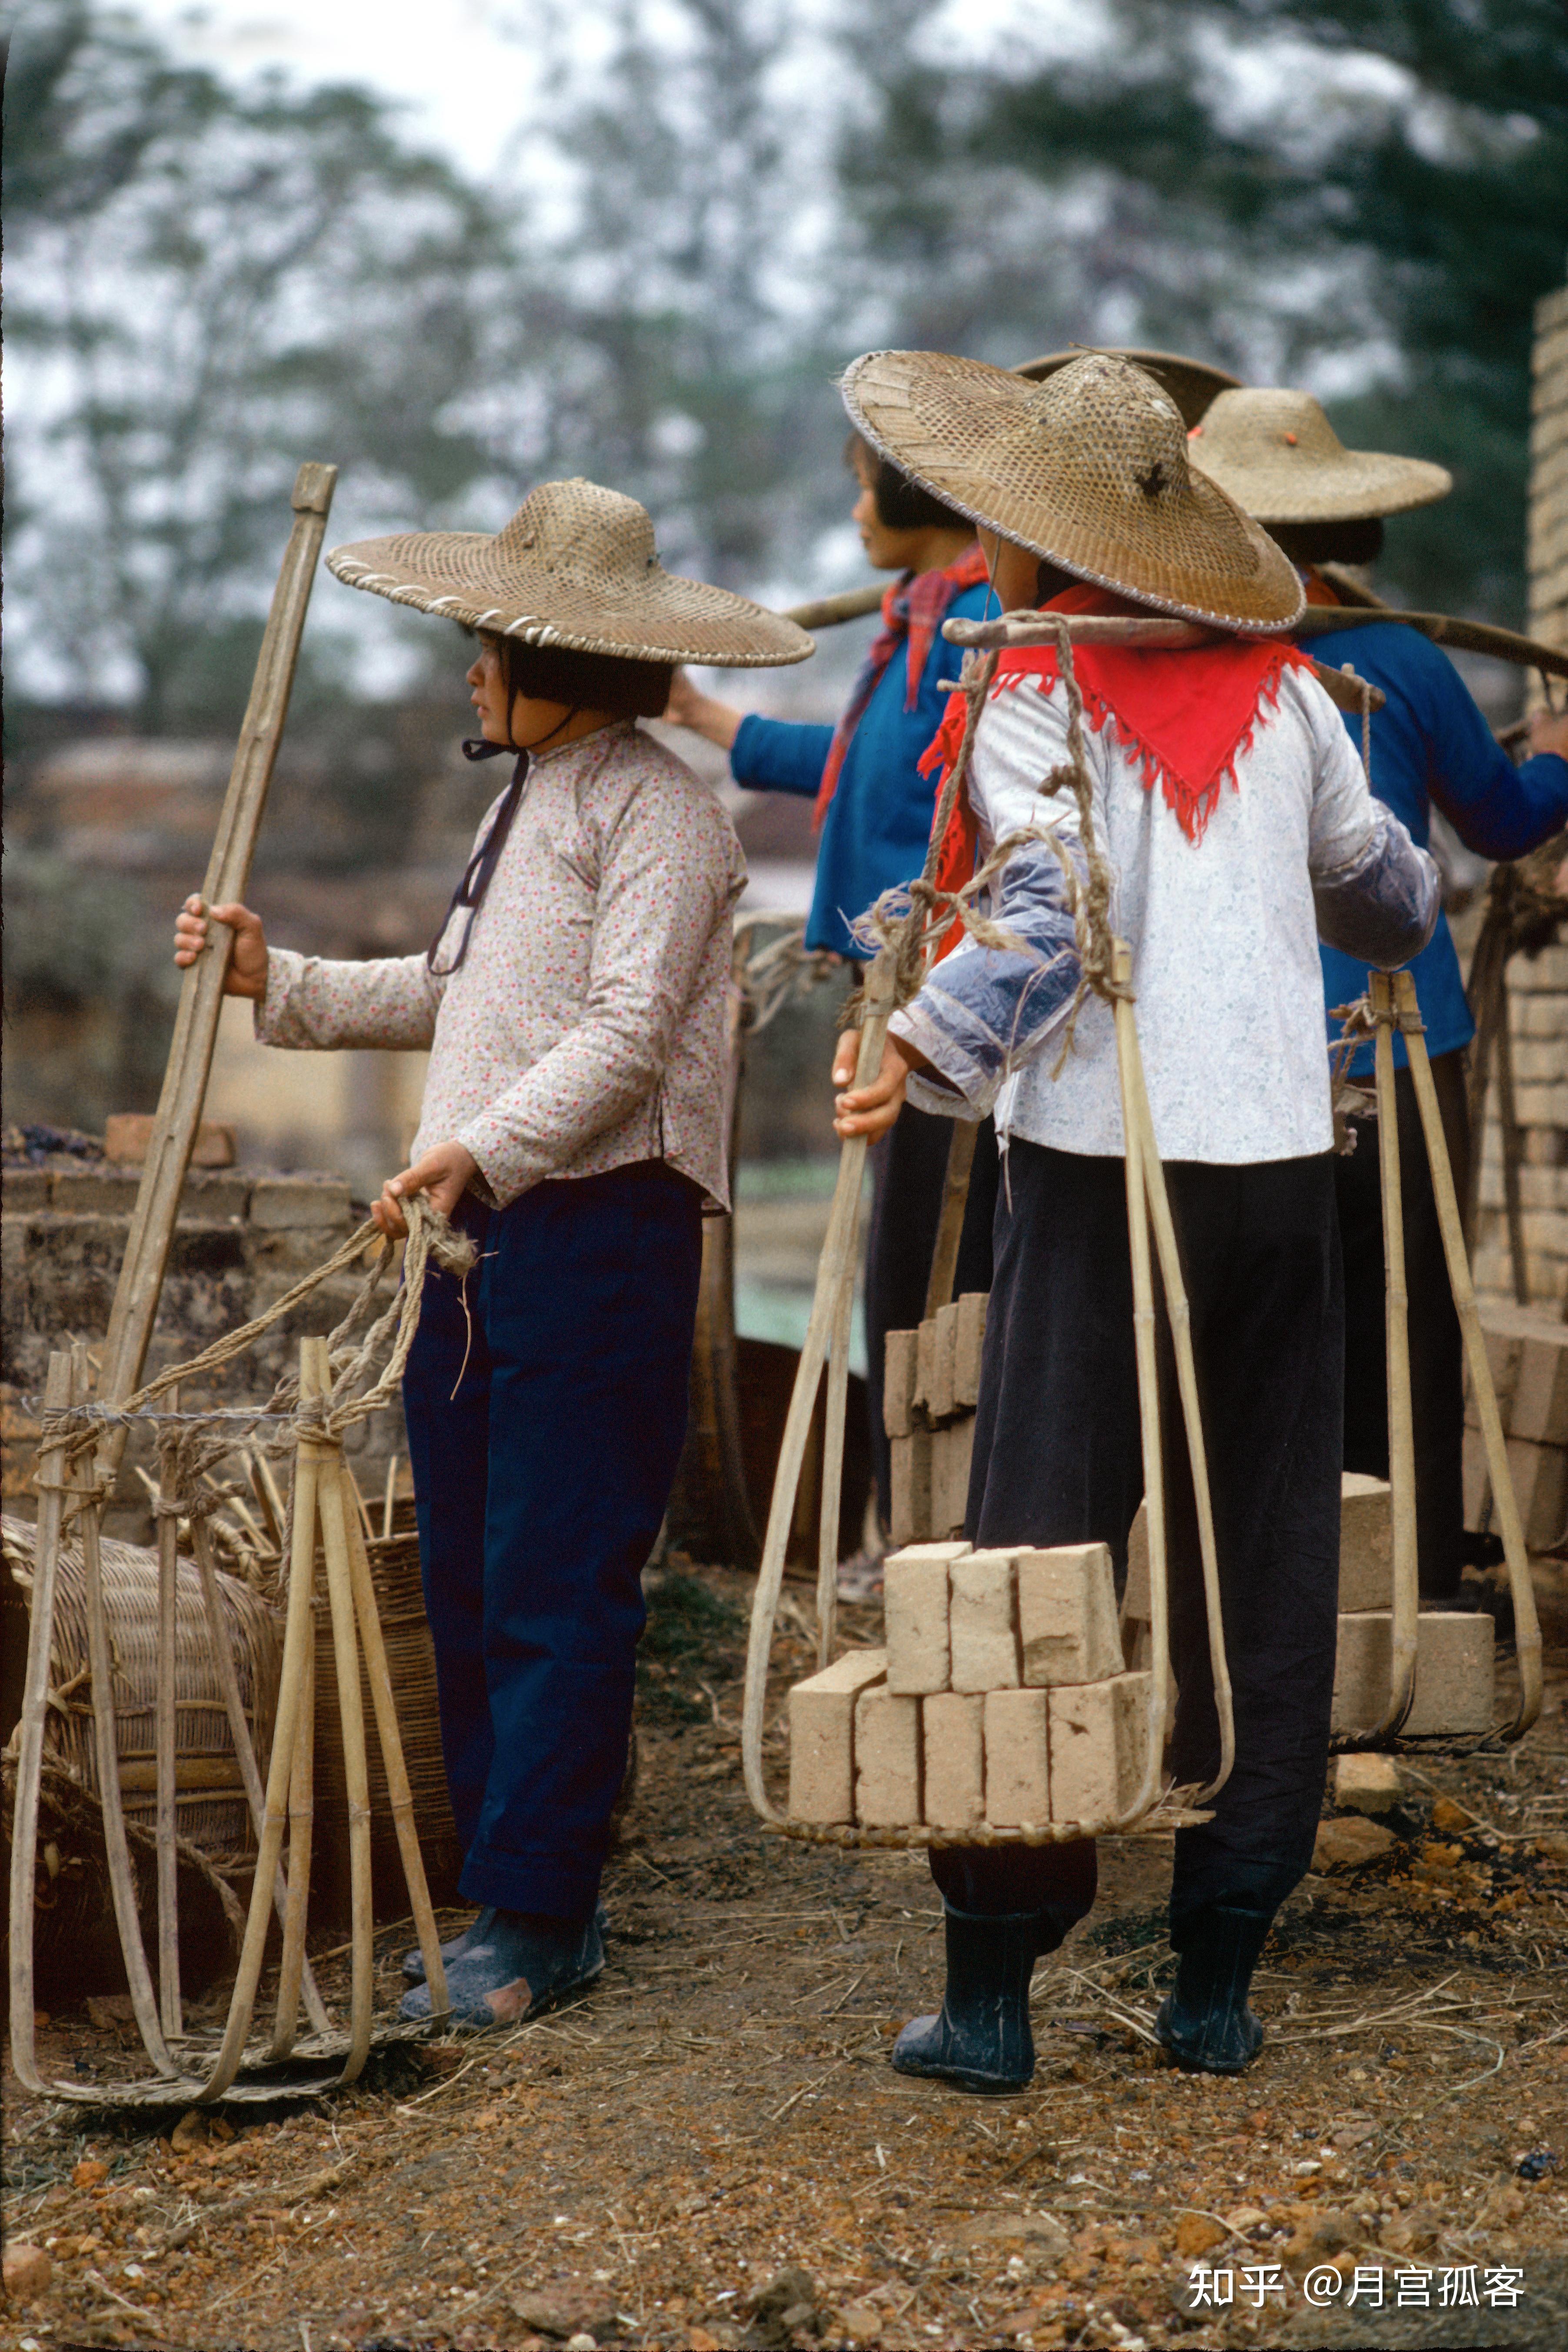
left=1266, top=517, right=1385, bottom=569
left=469, top=629, right=673, bottom=735
left=844, top=432, right=970, bottom=536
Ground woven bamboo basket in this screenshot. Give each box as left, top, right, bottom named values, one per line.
left=311, top=1524, right=461, bottom=1923
left=1, top=1513, right=282, bottom=1862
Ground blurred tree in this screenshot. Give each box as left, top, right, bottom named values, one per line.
left=502, top=0, right=852, bottom=591
left=839, top=0, right=1567, bottom=622
left=4, top=1, right=513, bottom=728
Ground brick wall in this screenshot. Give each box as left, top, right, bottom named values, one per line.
left=1, top=1161, right=403, bottom=1545
left=1471, top=281, right=1568, bottom=1312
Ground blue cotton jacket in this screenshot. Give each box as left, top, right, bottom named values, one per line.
left=729, top=578, right=995, bottom=956
left=1311, top=619, right=1568, bottom=1075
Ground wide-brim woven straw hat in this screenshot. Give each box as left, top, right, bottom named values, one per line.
left=1014, top=346, right=1240, bottom=430
left=1187, top=388, right=1452, bottom=523
left=326, top=478, right=812, bottom=667
left=841, top=349, right=1303, bottom=632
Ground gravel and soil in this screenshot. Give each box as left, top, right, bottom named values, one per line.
left=4, top=1560, right=1567, bottom=2352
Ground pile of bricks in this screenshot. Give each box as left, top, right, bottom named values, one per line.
left=1122, top=1473, right=1496, bottom=1739
left=1462, top=1302, right=1568, bottom=1553
left=882, top=1294, right=987, bottom=1546
left=789, top=1539, right=1150, bottom=1832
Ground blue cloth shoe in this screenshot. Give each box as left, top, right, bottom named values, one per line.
left=401, top=1905, right=496, bottom=1985
left=402, top=1899, right=608, bottom=1984
left=892, top=1906, right=1036, bottom=2093
left=1156, top=1904, right=1271, bottom=2075
left=400, top=1906, right=604, bottom=2029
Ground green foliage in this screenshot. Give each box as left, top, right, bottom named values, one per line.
left=4, top=1, right=512, bottom=728
left=841, top=0, right=1567, bottom=621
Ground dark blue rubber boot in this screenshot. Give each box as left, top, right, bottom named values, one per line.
left=401, top=1906, right=604, bottom=2029
left=1156, top=1905, right=1271, bottom=2075
left=892, top=1906, right=1036, bottom=2093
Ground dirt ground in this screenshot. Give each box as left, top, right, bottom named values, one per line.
left=5, top=1561, right=1568, bottom=2352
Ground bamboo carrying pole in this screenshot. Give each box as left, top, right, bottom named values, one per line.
left=944, top=611, right=1386, bottom=718
left=96, top=462, right=338, bottom=1425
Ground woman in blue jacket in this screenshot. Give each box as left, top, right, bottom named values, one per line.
left=1192, top=390, right=1568, bottom=1601
left=667, top=441, right=999, bottom=1540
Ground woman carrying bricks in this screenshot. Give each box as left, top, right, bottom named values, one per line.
left=665, top=440, right=1001, bottom=1552
left=831, top=352, right=1440, bottom=2083
left=175, top=479, right=808, bottom=2028
left=1189, top=390, right=1568, bottom=1609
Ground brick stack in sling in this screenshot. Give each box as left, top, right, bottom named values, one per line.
left=882, top=1294, right=988, bottom=1546
left=788, top=1539, right=1149, bottom=1831
left=1461, top=1303, right=1568, bottom=1552
left=1122, top=1472, right=1496, bottom=1739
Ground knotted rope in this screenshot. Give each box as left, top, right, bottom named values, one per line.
left=37, top=1198, right=475, bottom=1521
left=848, top=623, right=1128, bottom=1073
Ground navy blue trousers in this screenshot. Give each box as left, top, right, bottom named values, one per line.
left=402, top=1161, right=703, bottom=1920
left=951, top=1140, right=1344, bottom=1944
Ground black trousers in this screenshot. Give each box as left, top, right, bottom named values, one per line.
left=864, top=1103, right=999, bottom=1527
left=1336, top=1051, right=1471, bottom=1601
left=942, top=1139, right=1344, bottom=1945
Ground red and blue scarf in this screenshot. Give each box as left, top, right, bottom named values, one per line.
left=812, top=542, right=990, bottom=831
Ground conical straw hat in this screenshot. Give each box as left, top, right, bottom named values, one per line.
left=1014, top=346, right=1241, bottom=430
left=1187, top=388, right=1451, bottom=524
left=326, top=478, right=812, bottom=668
left=841, top=350, right=1303, bottom=632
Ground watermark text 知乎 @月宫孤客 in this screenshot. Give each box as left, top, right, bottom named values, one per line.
left=1187, top=2261, right=1525, bottom=2311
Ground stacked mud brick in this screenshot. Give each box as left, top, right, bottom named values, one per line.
left=0, top=1151, right=396, bottom=1546
left=788, top=1540, right=1150, bottom=1831
left=882, top=1293, right=987, bottom=1545
left=1472, top=281, right=1568, bottom=1311
left=1122, top=1473, right=1496, bottom=1739
left=1462, top=1304, right=1568, bottom=1553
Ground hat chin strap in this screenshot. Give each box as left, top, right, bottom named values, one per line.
left=461, top=703, right=582, bottom=763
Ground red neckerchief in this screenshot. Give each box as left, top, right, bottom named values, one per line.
left=1303, top=568, right=1344, bottom=606
left=812, top=542, right=989, bottom=831
left=919, top=582, right=1317, bottom=961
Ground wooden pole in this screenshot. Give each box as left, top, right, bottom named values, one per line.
left=153, top=1414, right=183, bottom=2043
left=923, top=1121, right=980, bottom=1318
left=97, top=462, right=337, bottom=1422
left=266, top=1587, right=316, bottom=2062
left=197, top=1339, right=323, bottom=2100
left=1366, top=973, right=1419, bottom=1740
left=8, top=1354, right=76, bottom=2095
left=339, top=1484, right=450, bottom=2016
left=311, top=1343, right=374, bottom=2085
left=76, top=1348, right=178, bottom=2075
left=192, top=1515, right=332, bottom=2035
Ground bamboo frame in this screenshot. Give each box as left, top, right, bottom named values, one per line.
left=1334, top=974, right=1543, bottom=1746
left=742, top=941, right=1234, bottom=1846
left=1395, top=975, right=1543, bottom=1738
left=154, top=1414, right=183, bottom=2043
